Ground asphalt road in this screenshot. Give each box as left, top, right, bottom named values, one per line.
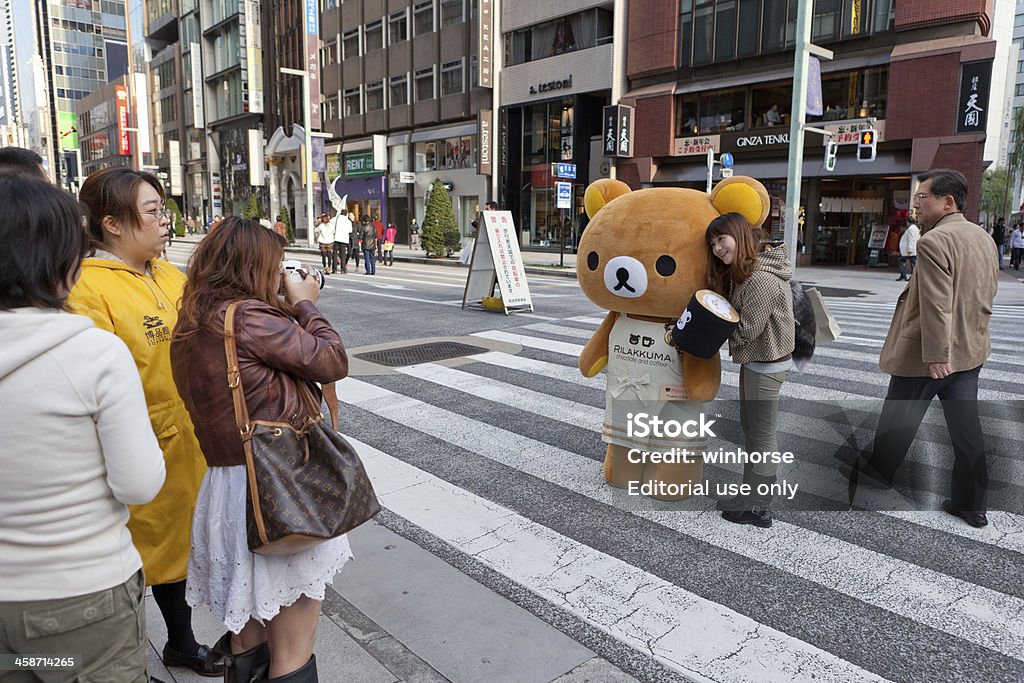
left=165, top=240, right=1024, bottom=683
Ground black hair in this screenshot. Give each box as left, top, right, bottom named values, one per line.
left=0, top=175, right=89, bottom=310
left=0, top=146, right=46, bottom=179
left=917, top=168, right=968, bottom=211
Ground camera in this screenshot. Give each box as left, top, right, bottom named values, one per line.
left=280, top=260, right=325, bottom=293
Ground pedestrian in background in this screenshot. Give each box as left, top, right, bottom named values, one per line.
left=410, top=217, right=420, bottom=249
left=705, top=213, right=795, bottom=529
left=360, top=214, right=378, bottom=275
left=0, top=174, right=166, bottom=683
left=333, top=209, right=353, bottom=274
left=1009, top=222, right=1024, bottom=270
left=68, top=167, right=220, bottom=676
left=373, top=214, right=385, bottom=262
left=383, top=221, right=397, bottom=266
left=171, top=218, right=353, bottom=683
left=992, top=217, right=1006, bottom=270
left=315, top=213, right=334, bottom=273
left=897, top=218, right=919, bottom=281
left=859, top=169, right=998, bottom=528
left=347, top=212, right=362, bottom=272
left=273, top=215, right=288, bottom=241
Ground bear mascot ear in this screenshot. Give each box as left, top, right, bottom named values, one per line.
left=711, top=176, right=771, bottom=227
left=584, top=179, right=632, bottom=219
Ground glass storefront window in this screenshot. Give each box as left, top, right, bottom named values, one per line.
left=698, top=89, right=746, bottom=133
left=751, top=83, right=791, bottom=128
left=514, top=98, right=575, bottom=249
left=389, top=145, right=408, bottom=171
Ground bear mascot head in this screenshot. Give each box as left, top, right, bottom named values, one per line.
left=576, top=176, right=771, bottom=500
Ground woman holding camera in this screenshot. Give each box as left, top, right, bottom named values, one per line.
left=705, top=212, right=794, bottom=529
left=171, top=217, right=352, bottom=683
left=66, top=167, right=219, bottom=675
left=0, top=174, right=166, bottom=682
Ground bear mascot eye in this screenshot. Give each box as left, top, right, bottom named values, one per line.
left=587, top=251, right=600, bottom=271
left=655, top=255, right=676, bottom=277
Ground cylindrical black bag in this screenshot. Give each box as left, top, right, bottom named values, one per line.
left=670, top=289, right=740, bottom=359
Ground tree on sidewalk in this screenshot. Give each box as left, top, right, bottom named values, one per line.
left=422, top=179, right=460, bottom=258
left=243, top=195, right=265, bottom=220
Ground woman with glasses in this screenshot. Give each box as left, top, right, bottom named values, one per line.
left=67, top=167, right=221, bottom=677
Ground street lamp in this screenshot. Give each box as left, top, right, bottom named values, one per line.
left=280, top=67, right=315, bottom=248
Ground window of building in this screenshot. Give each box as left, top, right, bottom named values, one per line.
left=440, top=0, right=463, bottom=27
left=504, top=8, right=614, bottom=66
left=324, top=0, right=338, bottom=9
left=750, top=83, right=790, bottom=128
left=415, top=141, right=436, bottom=171
left=699, top=89, right=746, bottom=132
left=414, top=66, right=435, bottom=101
left=440, top=59, right=463, bottom=96
left=443, top=135, right=474, bottom=169
left=872, top=0, right=895, bottom=32
left=342, top=29, right=360, bottom=59
left=323, top=38, right=337, bottom=66
left=736, top=0, right=760, bottom=57
left=390, top=74, right=409, bottom=106
left=343, top=86, right=361, bottom=116
left=365, top=80, right=385, bottom=111
left=1018, top=60, right=1024, bottom=75
left=413, top=0, right=434, bottom=35
left=389, top=10, right=408, bottom=44
left=365, top=20, right=384, bottom=52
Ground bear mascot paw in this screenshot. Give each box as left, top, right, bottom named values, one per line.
left=576, top=175, right=771, bottom=500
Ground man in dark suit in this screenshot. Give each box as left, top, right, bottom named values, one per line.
left=859, top=169, right=998, bottom=527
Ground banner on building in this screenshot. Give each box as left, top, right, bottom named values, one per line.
left=312, top=136, right=326, bottom=172
left=248, top=128, right=264, bottom=186
left=168, top=140, right=182, bottom=195
left=956, top=60, right=991, bottom=135
left=58, top=112, right=78, bottom=151
left=305, top=0, right=321, bottom=129
left=673, top=134, right=720, bottom=156
left=133, top=72, right=151, bottom=154
left=478, top=109, right=492, bottom=175
left=602, top=104, right=633, bottom=158
left=114, top=85, right=131, bottom=155
left=211, top=172, right=222, bottom=214
left=245, top=0, right=264, bottom=114
left=806, top=56, right=823, bottom=117
left=478, top=0, right=493, bottom=88
left=190, top=43, right=204, bottom=128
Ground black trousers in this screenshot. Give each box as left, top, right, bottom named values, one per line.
left=331, top=242, right=349, bottom=272
left=867, top=366, right=988, bottom=511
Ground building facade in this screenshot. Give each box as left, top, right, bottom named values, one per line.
left=320, top=0, right=493, bottom=245
left=34, top=0, right=131, bottom=191
left=497, top=1, right=616, bottom=252
left=76, top=74, right=133, bottom=175
left=621, top=0, right=995, bottom=265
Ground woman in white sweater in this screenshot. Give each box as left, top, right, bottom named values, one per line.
left=0, top=174, right=166, bottom=681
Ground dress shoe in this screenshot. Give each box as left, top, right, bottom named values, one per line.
left=941, top=499, right=988, bottom=528
left=162, top=642, right=224, bottom=677
left=721, top=508, right=772, bottom=528
left=896, top=276, right=907, bottom=281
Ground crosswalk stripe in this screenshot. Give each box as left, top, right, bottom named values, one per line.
left=341, top=377, right=1024, bottom=663
left=347, top=429, right=892, bottom=682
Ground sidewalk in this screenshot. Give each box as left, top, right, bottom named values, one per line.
left=176, top=234, right=1024, bottom=305
left=146, top=520, right=639, bottom=683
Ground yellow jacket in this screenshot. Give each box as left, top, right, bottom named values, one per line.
left=67, top=256, right=206, bottom=586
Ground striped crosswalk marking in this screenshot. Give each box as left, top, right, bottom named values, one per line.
left=337, top=297, right=1024, bottom=682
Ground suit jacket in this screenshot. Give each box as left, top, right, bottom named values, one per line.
left=879, top=212, right=998, bottom=377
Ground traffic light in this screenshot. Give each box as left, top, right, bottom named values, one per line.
left=857, top=129, right=877, bottom=163
left=825, top=140, right=838, bottom=172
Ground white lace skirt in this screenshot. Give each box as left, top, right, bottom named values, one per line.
left=185, top=466, right=353, bottom=633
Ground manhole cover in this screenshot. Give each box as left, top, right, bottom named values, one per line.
left=356, top=341, right=486, bottom=367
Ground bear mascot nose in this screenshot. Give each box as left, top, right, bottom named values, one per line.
left=603, top=256, right=648, bottom=298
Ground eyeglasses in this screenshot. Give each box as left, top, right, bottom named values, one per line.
left=913, top=193, right=942, bottom=202
left=142, top=206, right=171, bottom=220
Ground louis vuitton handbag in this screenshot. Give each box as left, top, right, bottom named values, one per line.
left=223, top=302, right=379, bottom=556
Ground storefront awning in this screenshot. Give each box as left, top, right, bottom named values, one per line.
left=654, top=150, right=910, bottom=183
left=387, top=132, right=411, bottom=146
left=410, top=122, right=477, bottom=142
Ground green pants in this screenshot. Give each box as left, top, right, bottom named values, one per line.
left=739, top=365, right=787, bottom=479
left=0, top=570, right=148, bottom=683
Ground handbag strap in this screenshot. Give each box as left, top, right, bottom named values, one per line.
left=223, top=302, right=252, bottom=437
left=223, top=301, right=324, bottom=436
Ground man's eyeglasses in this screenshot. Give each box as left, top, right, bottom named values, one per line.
left=142, top=206, right=171, bottom=220
left=913, top=193, right=942, bottom=201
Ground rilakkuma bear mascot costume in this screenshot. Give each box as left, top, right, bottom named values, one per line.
left=577, top=176, right=771, bottom=500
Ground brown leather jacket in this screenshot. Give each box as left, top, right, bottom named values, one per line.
left=170, top=299, right=348, bottom=467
